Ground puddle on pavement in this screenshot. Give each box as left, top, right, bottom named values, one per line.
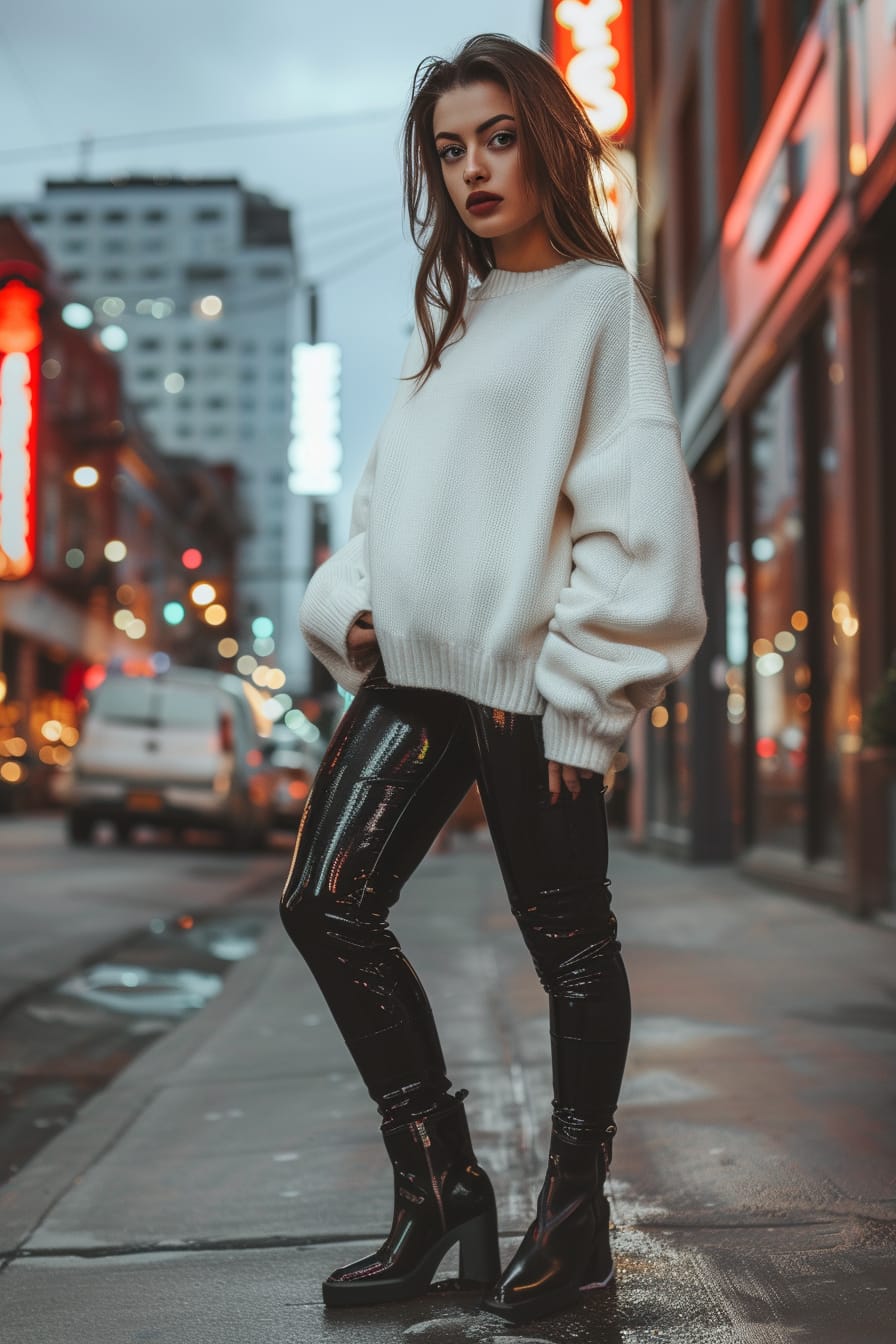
left=0, top=909, right=266, bottom=1185
left=629, top=1015, right=755, bottom=1049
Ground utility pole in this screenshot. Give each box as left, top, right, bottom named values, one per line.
left=77, top=134, right=93, bottom=179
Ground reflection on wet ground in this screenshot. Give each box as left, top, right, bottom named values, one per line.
left=630, top=1015, right=755, bottom=1048
left=0, top=909, right=265, bottom=1183
left=57, top=964, right=223, bottom=1017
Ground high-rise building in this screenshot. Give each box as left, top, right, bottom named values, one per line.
left=2, top=176, right=311, bottom=678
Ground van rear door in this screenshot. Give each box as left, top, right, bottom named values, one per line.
left=153, top=682, right=231, bottom=787
left=78, top=678, right=229, bottom=788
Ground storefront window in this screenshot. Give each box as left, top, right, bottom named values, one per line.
left=646, top=669, right=694, bottom=839
left=748, top=359, right=809, bottom=850
left=815, top=315, right=861, bottom=859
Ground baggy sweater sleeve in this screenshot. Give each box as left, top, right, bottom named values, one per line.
left=298, top=438, right=380, bottom=695
left=534, top=274, right=708, bottom=773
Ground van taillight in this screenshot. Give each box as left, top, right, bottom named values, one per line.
left=218, top=714, right=234, bottom=753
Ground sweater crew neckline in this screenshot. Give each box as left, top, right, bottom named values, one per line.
left=470, top=256, right=591, bottom=300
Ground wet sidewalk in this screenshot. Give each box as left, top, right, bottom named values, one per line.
left=1, top=834, right=894, bottom=1342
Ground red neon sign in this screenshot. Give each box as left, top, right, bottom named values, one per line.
left=551, top=1, right=635, bottom=142
left=0, top=274, right=41, bottom=580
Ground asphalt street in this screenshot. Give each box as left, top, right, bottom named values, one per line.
left=0, top=814, right=287, bottom=1015
left=0, top=817, right=894, bottom=1342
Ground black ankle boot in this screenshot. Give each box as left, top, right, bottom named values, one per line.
left=480, top=1119, right=616, bottom=1323
left=322, top=1088, right=500, bottom=1306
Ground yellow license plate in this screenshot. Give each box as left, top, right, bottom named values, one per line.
left=128, top=792, right=163, bottom=811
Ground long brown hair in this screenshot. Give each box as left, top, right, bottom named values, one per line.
left=401, top=32, right=651, bottom=387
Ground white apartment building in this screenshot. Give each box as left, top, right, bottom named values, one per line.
left=5, top=176, right=311, bottom=680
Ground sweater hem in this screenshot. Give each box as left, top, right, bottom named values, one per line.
left=374, top=633, right=626, bottom=771
left=375, top=633, right=546, bottom=716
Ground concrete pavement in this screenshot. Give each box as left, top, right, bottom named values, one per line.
left=1, top=831, right=894, bottom=1342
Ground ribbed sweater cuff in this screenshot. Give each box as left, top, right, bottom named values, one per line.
left=298, top=549, right=372, bottom=695
left=540, top=705, right=630, bottom=775
left=306, top=578, right=367, bottom=670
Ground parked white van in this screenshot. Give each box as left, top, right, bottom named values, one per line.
left=67, top=668, right=276, bottom=848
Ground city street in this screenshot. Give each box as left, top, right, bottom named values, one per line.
left=0, top=815, right=289, bottom=1182
left=0, top=814, right=287, bottom=1016
left=1, top=1, right=895, bottom=1339
left=1, top=828, right=893, bottom=1342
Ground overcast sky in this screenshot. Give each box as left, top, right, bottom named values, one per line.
left=0, top=1, right=542, bottom=542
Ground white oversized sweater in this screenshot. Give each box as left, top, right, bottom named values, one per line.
left=299, top=257, right=707, bottom=773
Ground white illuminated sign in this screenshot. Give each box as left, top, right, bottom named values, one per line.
left=288, top=341, right=343, bottom=496
left=556, top=0, right=629, bottom=136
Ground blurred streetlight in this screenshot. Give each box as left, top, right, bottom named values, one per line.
left=62, top=302, right=92, bottom=329
left=190, top=581, right=215, bottom=606
left=100, top=325, right=128, bottom=352
left=196, top=295, right=223, bottom=318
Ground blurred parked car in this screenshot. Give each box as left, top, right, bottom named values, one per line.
left=67, top=668, right=276, bottom=848
left=268, top=740, right=320, bottom=831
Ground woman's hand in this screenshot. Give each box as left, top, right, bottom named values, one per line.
left=546, top=760, right=595, bottom=805
left=346, top=611, right=379, bottom=667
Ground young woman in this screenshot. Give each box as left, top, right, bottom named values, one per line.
left=281, top=32, right=707, bottom=1326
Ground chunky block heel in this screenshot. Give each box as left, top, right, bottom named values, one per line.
left=457, top=1207, right=501, bottom=1284
left=579, top=1191, right=615, bottom=1290
left=580, top=1248, right=616, bottom=1291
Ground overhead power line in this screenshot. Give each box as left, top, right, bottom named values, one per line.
left=0, top=22, right=51, bottom=141
left=219, top=228, right=408, bottom=309
left=313, top=231, right=408, bottom=287
left=302, top=197, right=401, bottom=240
left=0, top=105, right=404, bottom=165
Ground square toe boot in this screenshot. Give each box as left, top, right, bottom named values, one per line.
left=480, top=1122, right=615, bottom=1324
left=322, top=1088, right=500, bottom=1306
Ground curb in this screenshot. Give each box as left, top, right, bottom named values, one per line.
left=0, top=915, right=283, bottom=1256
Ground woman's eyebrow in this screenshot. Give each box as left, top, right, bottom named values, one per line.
left=434, top=113, right=515, bottom=144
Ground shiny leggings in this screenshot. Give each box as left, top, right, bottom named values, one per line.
left=279, top=659, right=631, bottom=1144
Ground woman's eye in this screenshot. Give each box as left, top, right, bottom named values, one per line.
left=437, top=131, right=515, bottom=162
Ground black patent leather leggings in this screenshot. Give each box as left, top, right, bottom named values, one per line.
left=280, top=657, right=631, bottom=1144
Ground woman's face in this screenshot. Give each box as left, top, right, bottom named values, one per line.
left=433, top=80, right=542, bottom=243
